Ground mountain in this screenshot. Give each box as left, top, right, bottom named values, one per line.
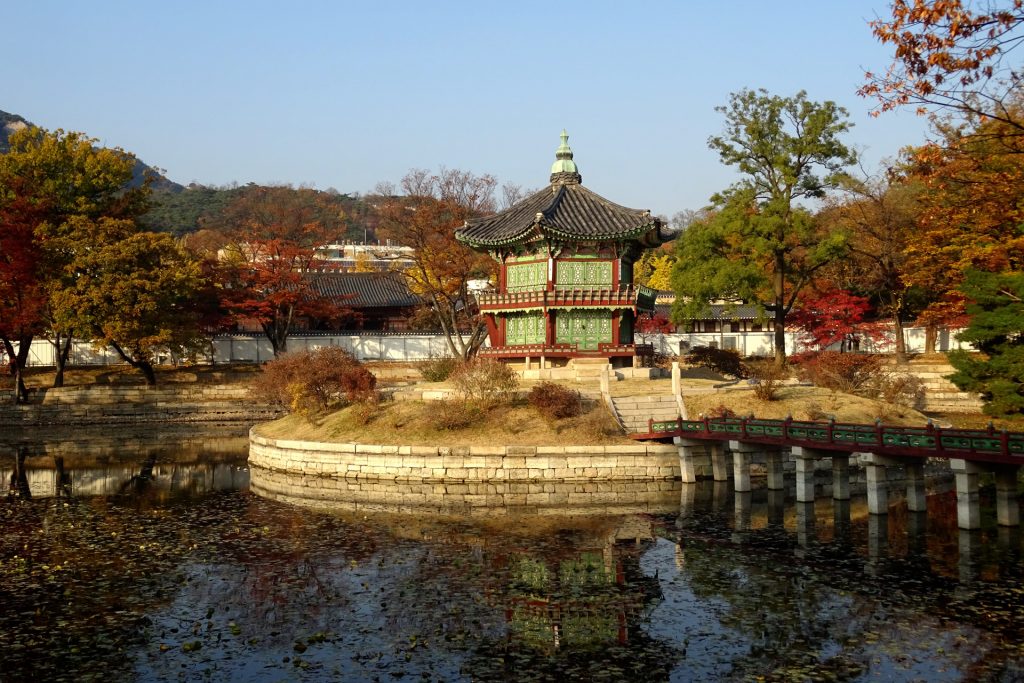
left=0, top=109, right=184, bottom=193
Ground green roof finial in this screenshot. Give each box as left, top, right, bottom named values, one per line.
left=550, top=129, right=581, bottom=184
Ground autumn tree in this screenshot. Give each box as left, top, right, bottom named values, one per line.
left=214, top=185, right=351, bottom=356
left=788, top=288, right=885, bottom=351
left=378, top=169, right=497, bottom=360
left=671, top=89, right=856, bottom=364
left=54, top=224, right=206, bottom=385
left=816, top=170, right=922, bottom=359
left=0, top=126, right=146, bottom=399
left=862, top=0, right=1024, bottom=133
left=900, top=112, right=1024, bottom=351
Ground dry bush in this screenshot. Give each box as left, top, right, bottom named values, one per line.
left=528, top=382, right=583, bottom=421
left=349, top=396, right=382, bottom=426
left=418, top=356, right=458, bottom=382
left=576, top=405, right=624, bottom=437
left=251, top=347, right=376, bottom=421
left=790, top=351, right=883, bottom=394
left=434, top=398, right=484, bottom=430
left=450, top=358, right=519, bottom=407
left=706, top=404, right=737, bottom=418
left=746, top=360, right=788, bottom=401
left=684, top=346, right=747, bottom=378
left=872, top=373, right=926, bottom=410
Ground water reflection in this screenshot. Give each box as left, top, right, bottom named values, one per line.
left=1, top=445, right=1023, bottom=682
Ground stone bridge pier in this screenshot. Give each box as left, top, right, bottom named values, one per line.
left=675, top=438, right=1022, bottom=531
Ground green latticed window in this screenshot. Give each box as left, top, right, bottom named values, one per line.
left=505, top=312, right=546, bottom=345
left=554, top=260, right=612, bottom=288
left=506, top=261, right=547, bottom=291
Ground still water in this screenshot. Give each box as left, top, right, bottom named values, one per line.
left=1, top=432, right=1023, bottom=682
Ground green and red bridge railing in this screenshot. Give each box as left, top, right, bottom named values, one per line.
left=630, top=416, right=1024, bottom=467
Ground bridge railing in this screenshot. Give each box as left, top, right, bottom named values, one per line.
left=637, top=416, right=1024, bottom=464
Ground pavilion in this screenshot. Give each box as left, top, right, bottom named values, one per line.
left=455, top=131, right=674, bottom=367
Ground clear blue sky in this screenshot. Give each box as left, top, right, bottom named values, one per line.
left=4, top=1, right=930, bottom=219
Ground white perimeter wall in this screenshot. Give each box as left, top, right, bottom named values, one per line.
left=6, top=328, right=970, bottom=367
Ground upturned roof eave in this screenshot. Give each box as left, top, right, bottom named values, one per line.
left=457, top=220, right=663, bottom=249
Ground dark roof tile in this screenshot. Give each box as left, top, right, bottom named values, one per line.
left=307, top=272, right=420, bottom=309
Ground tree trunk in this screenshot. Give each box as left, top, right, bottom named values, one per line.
left=109, top=342, right=158, bottom=385
left=893, top=315, right=907, bottom=363
left=924, top=325, right=937, bottom=354
left=2, top=335, right=31, bottom=404
left=263, top=318, right=288, bottom=358
left=52, top=334, right=73, bottom=388
left=773, top=250, right=787, bottom=366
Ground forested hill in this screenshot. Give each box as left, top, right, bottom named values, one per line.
left=0, top=109, right=384, bottom=240
left=1, top=109, right=184, bottom=194
left=141, top=183, right=385, bottom=241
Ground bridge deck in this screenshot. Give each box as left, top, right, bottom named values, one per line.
left=630, top=416, right=1024, bottom=467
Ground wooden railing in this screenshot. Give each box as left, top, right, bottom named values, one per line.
left=476, top=286, right=642, bottom=310
left=631, top=416, right=1024, bottom=466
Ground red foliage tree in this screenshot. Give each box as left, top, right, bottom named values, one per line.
left=789, top=289, right=884, bottom=351
left=0, top=191, right=48, bottom=400
left=636, top=312, right=675, bottom=334
left=215, top=186, right=353, bottom=356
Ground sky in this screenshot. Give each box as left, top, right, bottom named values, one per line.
left=3, top=1, right=932, bottom=219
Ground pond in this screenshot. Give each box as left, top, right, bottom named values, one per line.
left=1, top=432, right=1023, bottom=682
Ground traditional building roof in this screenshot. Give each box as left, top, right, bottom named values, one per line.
left=456, top=132, right=674, bottom=249
left=307, top=272, right=420, bottom=309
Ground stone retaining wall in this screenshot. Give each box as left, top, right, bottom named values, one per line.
left=0, top=384, right=282, bottom=427
left=248, top=431, right=679, bottom=482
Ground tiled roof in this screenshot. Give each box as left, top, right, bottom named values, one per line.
left=456, top=184, right=672, bottom=247
left=656, top=303, right=763, bottom=321
left=307, top=272, right=421, bottom=309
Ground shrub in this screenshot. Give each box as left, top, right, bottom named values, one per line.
left=419, top=356, right=458, bottom=382
left=684, top=346, right=747, bottom=378
left=251, top=347, right=376, bottom=420
left=746, top=360, right=788, bottom=401
left=706, top=404, right=737, bottom=418
left=790, top=351, right=883, bottom=394
left=434, top=398, right=483, bottom=430
left=872, top=373, right=925, bottom=410
left=528, top=382, right=583, bottom=421
left=450, top=358, right=519, bottom=407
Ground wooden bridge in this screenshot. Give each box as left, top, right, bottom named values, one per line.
left=630, top=415, right=1023, bottom=531
left=631, top=416, right=1024, bottom=466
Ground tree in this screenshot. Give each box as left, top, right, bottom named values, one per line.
left=788, top=288, right=885, bottom=351
left=378, top=169, right=497, bottom=360
left=214, top=185, right=351, bottom=356
left=0, top=126, right=145, bottom=400
left=671, top=89, right=856, bottom=364
left=862, top=0, right=1024, bottom=134
left=816, top=170, right=922, bottom=359
left=55, top=226, right=206, bottom=385
left=901, top=111, right=1024, bottom=350
left=947, top=269, right=1024, bottom=414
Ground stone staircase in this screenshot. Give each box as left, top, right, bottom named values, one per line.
left=887, top=360, right=984, bottom=413
left=611, top=394, right=681, bottom=433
